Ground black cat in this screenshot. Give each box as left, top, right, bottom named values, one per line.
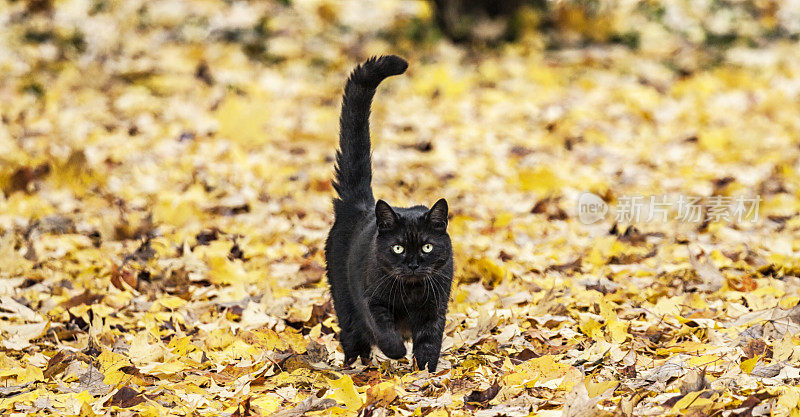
left=324, top=56, right=454, bottom=372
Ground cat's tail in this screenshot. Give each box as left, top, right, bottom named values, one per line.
left=333, top=55, right=408, bottom=209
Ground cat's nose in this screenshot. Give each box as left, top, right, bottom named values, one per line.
left=408, top=261, right=419, bottom=271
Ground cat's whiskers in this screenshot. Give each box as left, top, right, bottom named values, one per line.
left=422, top=275, right=433, bottom=305
left=430, top=276, right=446, bottom=302
left=424, top=269, right=452, bottom=302
left=365, top=272, right=393, bottom=301
left=397, top=272, right=413, bottom=318
left=424, top=278, right=437, bottom=304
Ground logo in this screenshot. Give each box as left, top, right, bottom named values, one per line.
left=576, top=192, right=608, bottom=224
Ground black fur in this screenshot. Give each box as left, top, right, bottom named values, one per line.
left=325, top=56, right=454, bottom=372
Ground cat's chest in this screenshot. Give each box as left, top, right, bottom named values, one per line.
left=394, top=317, right=412, bottom=339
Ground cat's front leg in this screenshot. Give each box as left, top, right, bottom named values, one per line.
left=370, top=303, right=406, bottom=359
left=410, top=313, right=445, bottom=372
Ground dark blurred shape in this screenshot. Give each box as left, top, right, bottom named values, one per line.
left=6, top=163, right=50, bottom=194
left=432, top=0, right=527, bottom=44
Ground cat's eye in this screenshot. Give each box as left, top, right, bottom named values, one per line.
left=422, top=243, right=433, bottom=253
left=392, top=245, right=404, bottom=254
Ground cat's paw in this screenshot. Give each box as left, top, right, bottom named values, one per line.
left=413, top=354, right=439, bottom=372
left=378, top=334, right=406, bottom=359
left=359, top=354, right=372, bottom=366
left=343, top=354, right=358, bottom=367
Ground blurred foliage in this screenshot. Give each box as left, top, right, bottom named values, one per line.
left=425, top=0, right=800, bottom=71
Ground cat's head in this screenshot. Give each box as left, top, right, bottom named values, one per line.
left=374, top=198, right=452, bottom=282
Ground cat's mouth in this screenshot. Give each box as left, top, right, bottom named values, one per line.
left=399, top=273, right=426, bottom=284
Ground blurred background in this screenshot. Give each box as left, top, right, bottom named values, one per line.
left=2, top=0, right=799, bottom=285
left=2, top=1, right=800, bottom=414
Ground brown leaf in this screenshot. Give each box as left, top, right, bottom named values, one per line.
left=742, top=338, right=769, bottom=360
left=44, top=350, right=79, bottom=379
left=730, top=274, right=759, bottom=292
left=531, top=197, right=568, bottom=220
left=210, top=365, right=255, bottom=384
left=6, top=163, right=50, bottom=194
left=118, top=366, right=159, bottom=385
left=511, top=348, right=539, bottom=362
left=60, top=290, right=104, bottom=309
left=295, top=261, right=325, bottom=289
left=110, top=264, right=138, bottom=291
left=545, top=257, right=582, bottom=274
left=464, top=381, right=500, bottom=408
left=620, top=364, right=637, bottom=379
left=304, top=339, right=329, bottom=363
left=733, top=393, right=774, bottom=417
left=207, top=201, right=250, bottom=216
left=195, top=229, right=220, bottom=246
left=271, top=395, right=337, bottom=417
left=105, top=386, right=146, bottom=408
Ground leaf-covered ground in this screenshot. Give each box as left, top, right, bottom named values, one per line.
left=2, top=1, right=800, bottom=416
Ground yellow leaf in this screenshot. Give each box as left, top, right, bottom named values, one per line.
left=216, top=95, right=271, bottom=145
left=205, top=328, right=234, bottom=350
left=17, top=365, right=44, bottom=385
left=580, top=318, right=604, bottom=340
left=366, top=381, right=398, bottom=407
left=129, top=333, right=165, bottom=365
left=98, top=349, right=132, bottom=386
left=527, top=65, right=561, bottom=88
left=192, top=239, right=234, bottom=258
left=740, top=356, right=760, bottom=374
left=412, top=64, right=468, bottom=98
left=79, top=401, right=100, bottom=417
left=152, top=184, right=207, bottom=226
left=687, top=355, right=720, bottom=367
left=776, top=387, right=800, bottom=416
left=261, top=328, right=290, bottom=351
left=516, top=167, right=559, bottom=194
left=149, top=360, right=188, bottom=375
left=493, top=213, right=513, bottom=228
left=272, top=369, right=314, bottom=387
left=598, top=299, right=618, bottom=322
left=699, top=128, right=732, bottom=156
left=504, top=354, right=569, bottom=388
left=168, top=336, right=197, bottom=356
left=426, top=409, right=449, bottom=417
left=652, top=296, right=683, bottom=317
left=156, top=296, right=186, bottom=310
left=287, top=304, right=314, bottom=323
left=250, top=395, right=282, bottom=415
left=463, top=257, right=506, bottom=287
left=774, top=333, right=797, bottom=362
left=585, top=378, right=618, bottom=398
left=780, top=296, right=800, bottom=309
left=326, top=374, right=364, bottom=410
left=207, top=256, right=245, bottom=285
left=606, top=320, right=629, bottom=344
left=281, top=328, right=308, bottom=354
left=671, top=391, right=703, bottom=412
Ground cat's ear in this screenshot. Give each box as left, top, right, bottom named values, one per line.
left=375, top=200, right=398, bottom=231
left=426, top=198, right=448, bottom=231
